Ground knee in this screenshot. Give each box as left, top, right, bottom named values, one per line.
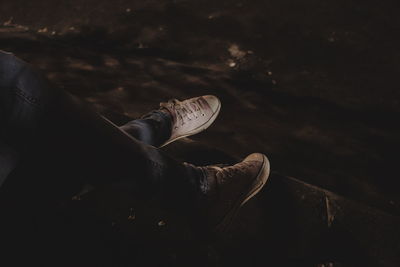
left=0, top=50, right=19, bottom=65
left=0, top=50, right=15, bottom=58
left=0, top=50, right=25, bottom=87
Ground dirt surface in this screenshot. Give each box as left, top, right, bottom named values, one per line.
left=1, top=0, right=400, bottom=265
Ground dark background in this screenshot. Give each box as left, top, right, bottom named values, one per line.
left=1, top=0, right=400, bottom=266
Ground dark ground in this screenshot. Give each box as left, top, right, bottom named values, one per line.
left=1, top=0, right=400, bottom=266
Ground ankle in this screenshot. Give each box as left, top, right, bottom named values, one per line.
left=159, top=107, right=172, bottom=118
left=183, top=163, right=210, bottom=195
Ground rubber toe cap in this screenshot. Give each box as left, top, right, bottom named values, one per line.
left=203, top=95, right=221, bottom=113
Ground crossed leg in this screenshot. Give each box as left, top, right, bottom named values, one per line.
left=0, top=51, right=270, bottom=233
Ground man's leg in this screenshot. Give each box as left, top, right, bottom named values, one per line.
left=0, top=51, right=271, bottom=233
left=0, top=51, right=202, bottom=206
left=119, top=110, right=172, bottom=147
left=119, top=95, right=221, bottom=148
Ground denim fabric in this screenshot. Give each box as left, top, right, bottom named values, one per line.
left=0, top=50, right=202, bottom=207
left=120, top=110, right=172, bottom=147
left=0, top=140, right=18, bottom=187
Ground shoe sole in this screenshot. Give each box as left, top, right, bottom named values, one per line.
left=215, top=154, right=270, bottom=233
left=159, top=98, right=221, bottom=147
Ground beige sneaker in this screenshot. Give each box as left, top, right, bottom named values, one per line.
left=200, top=153, right=270, bottom=232
left=160, top=95, right=221, bottom=147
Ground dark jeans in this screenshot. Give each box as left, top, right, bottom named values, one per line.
left=0, top=50, right=212, bottom=266
left=0, top=50, right=204, bottom=212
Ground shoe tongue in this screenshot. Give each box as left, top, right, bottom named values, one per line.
left=159, top=102, right=177, bottom=124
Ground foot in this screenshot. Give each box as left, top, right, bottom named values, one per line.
left=159, top=95, right=221, bottom=147
left=199, top=153, right=270, bottom=232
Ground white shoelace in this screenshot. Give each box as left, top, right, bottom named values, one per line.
left=161, top=99, right=206, bottom=127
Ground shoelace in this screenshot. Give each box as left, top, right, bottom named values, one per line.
left=217, top=162, right=257, bottom=184
left=162, top=99, right=206, bottom=127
